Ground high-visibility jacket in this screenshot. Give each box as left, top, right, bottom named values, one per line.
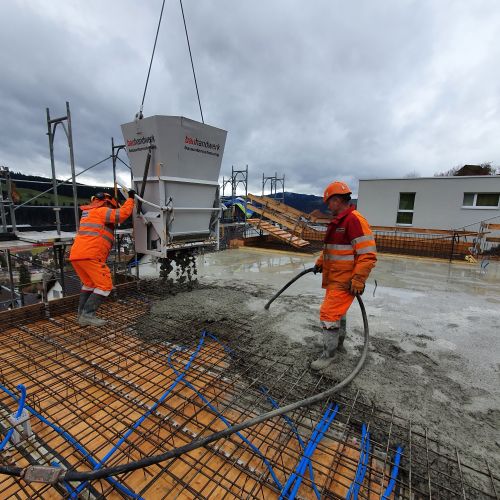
left=69, top=198, right=134, bottom=262
left=315, top=205, right=377, bottom=290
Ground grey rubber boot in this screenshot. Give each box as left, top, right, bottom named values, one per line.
left=338, top=316, right=347, bottom=353
left=77, top=291, right=92, bottom=318
left=78, top=293, right=107, bottom=327
left=310, top=327, right=340, bottom=371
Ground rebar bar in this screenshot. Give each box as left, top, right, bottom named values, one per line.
left=0, top=280, right=497, bottom=499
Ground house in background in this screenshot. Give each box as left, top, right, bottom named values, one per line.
left=357, top=176, right=500, bottom=230
left=46, top=270, right=81, bottom=301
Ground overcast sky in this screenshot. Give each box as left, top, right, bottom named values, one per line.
left=1, top=0, right=499, bottom=196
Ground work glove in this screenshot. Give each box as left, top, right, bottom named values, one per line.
left=349, top=277, right=365, bottom=295
left=128, top=189, right=136, bottom=199
left=313, top=264, right=322, bottom=274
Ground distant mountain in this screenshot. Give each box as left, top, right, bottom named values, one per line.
left=283, top=192, right=325, bottom=214
left=10, top=172, right=113, bottom=200
left=270, top=192, right=357, bottom=215
left=2, top=173, right=117, bottom=232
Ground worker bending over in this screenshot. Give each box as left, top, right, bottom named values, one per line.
left=311, top=181, right=377, bottom=371
left=69, top=190, right=135, bottom=326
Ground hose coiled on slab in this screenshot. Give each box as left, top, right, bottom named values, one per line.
left=0, top=280, right=370, bottom=484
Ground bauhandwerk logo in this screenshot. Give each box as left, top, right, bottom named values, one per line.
left=126, top=135, right=155, bottom=152
left=184, top=135, right=220, bottom=151
left=184, top=135, right=221, bottom=157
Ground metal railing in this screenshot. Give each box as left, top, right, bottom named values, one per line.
left=372, top=228, right=477, bottom=260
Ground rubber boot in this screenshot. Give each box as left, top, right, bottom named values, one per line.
left=310, top=327, right=340, bottom=371
left=338, top=316, right=347, bottom=353
left=77, top=291, right=92, bottom=319
left=78, top=293, right=107, bottom=327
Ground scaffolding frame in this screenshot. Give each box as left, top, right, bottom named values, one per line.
left=262, top=172, right=285, bottom=204
left=45, top=101, right=79, bottom=234
left=220, top=166, right=249, bottom=245
left=0, top=166, right=17, bottom=233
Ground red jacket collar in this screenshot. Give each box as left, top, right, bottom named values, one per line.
left=331, top=205, right=355, bottom=225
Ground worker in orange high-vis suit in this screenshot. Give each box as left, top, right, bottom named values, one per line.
left=311, top=181, right=377, bottom=371
left=69, top=190, right=135, bottom=327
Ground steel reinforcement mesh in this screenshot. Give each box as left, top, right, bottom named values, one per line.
left=0, top=280, right=498, bottom=499
left=373, top=231, right=472, bottom=260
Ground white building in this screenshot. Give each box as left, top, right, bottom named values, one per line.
left=357, top=176, right=500, bottom=230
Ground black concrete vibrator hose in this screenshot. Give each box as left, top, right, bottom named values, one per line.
left=264, top=267, right=316, bottom=310
left=0, top=274, right=370, bottom=484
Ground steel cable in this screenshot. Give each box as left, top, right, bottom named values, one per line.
left=139, top=0, right=166, bottom=116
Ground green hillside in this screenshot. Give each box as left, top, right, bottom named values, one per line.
left=16, top=187, right=87, bottom=206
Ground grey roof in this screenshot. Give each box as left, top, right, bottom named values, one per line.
left=359, top=176, right=500, bottom=181
left=47, top=269, right=82, bottom=296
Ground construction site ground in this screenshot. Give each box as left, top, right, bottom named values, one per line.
left=1, top=248, right=498, bottom=498
left=143, top=248, right=500, bottom=470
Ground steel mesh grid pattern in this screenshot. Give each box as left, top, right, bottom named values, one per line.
left=0, top=281, right=497, bottom=499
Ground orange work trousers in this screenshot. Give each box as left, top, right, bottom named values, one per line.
left=71, top=260, right=113, bottom=296
left=319, top=289, right=355, bottom=327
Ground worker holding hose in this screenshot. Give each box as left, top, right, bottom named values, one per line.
left=69, top=190, right=135, bottom=326
left=311, top=181, right=377, bottom=371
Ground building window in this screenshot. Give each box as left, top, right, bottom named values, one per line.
left=462, top=192, right=499, bottom=209
left=396, top=192, right=415, bottom=225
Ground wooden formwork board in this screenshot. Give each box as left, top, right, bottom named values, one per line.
left=247, top=194, right=325, bottom=242
left=247, top=219, right=310, bottom=248
left=0, top=300, right=395, bottom=499
left=247, top=194, right=308, bottom=220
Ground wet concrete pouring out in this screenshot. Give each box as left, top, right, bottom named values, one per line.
left=137, top=248, right=500, bottom=475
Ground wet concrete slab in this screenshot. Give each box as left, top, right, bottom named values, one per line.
left=139, top=248, right=500, bottom=466
left=197, top=248, right=500, bottom=372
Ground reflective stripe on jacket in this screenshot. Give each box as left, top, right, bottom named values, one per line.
left=315, top=205, right=377, bottom=290
left=69, top=198, right=134, bottom=262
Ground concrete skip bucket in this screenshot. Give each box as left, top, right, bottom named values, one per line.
left=121, top=116, right=227, bottom=257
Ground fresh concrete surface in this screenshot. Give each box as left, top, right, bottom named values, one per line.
left=139, top=248, right=500, bottom=466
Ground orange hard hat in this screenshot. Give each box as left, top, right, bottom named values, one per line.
left=90, top=192, right=119, bottom=209
left=323, top=181, right=352, bottom=203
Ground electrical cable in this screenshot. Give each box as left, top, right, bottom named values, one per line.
left=284, top=403, right=339, bottom=500
left=0, top=384, right=26, bottom=451
left=259, top=387, right=321, bottom=499
left=346, top=423, right=370, bottom=499
left=0, top=384, right=139, bottom=498
left=167, top=341, right=283, bottom=490
left=0, top=293, right=370, bottom=485
left=69, top=332, right=206, bottom=498
left=381, top=446, right=403, bottom=500
left=139, top=0, right=166, bottom=117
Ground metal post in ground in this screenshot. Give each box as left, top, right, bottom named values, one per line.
left=244, top=164, right=248, bottom=237
left=59, top=245, right=66, bottom=297
left=46, top=108, right=61, bottom=235
left=450, top=232, right=457, bottom=263
left=5, top=169, right=17, bottom=232
left=213, top=185, right=221, bottom=251
left=66, top=102, right=79, bottom=231
left=52, top=245, right=66, bottom=298
left=136, top=250, right=140, bottom=281
left=230, top=165, right=248, bottom=235
left=0, top=172, right=7, bottom=232
left=42, top=274, right=48, bottom=304
left=6, top=250, right=16, bottom=309
left=112, top=137, right=118, bottom=199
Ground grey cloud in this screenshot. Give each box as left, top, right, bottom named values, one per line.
left=1, top=0, right=500, bottom=194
